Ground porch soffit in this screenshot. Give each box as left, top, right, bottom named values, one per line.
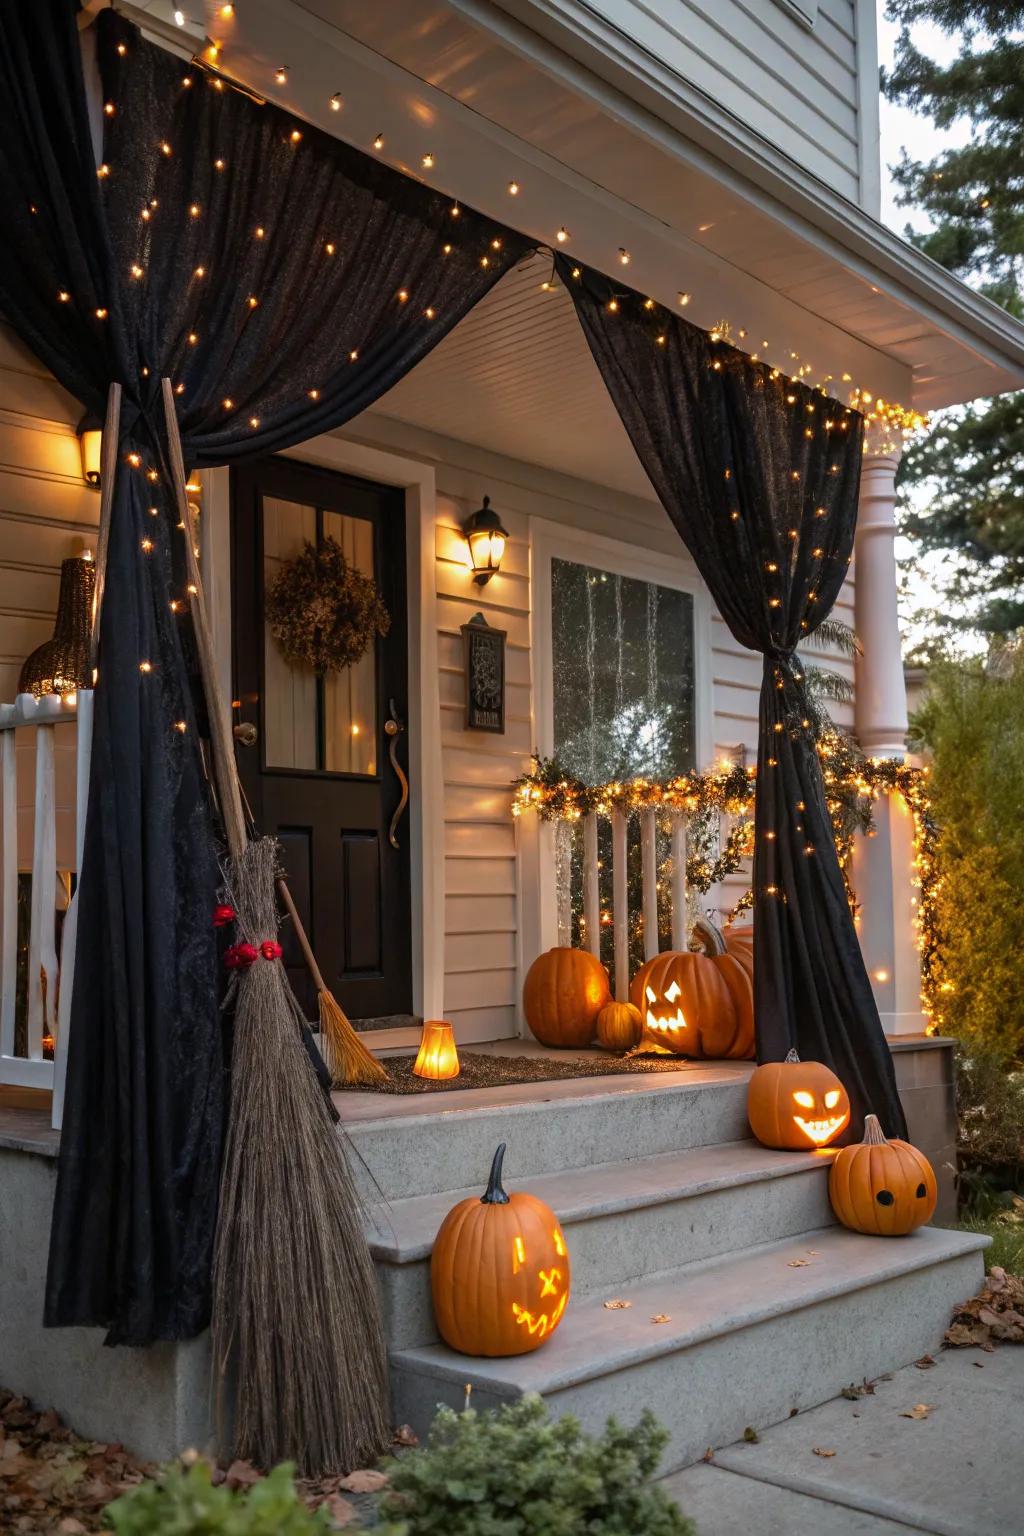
left=170, top=1, right=1024, bottom=413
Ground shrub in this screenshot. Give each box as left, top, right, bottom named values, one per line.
left=377, top=1394, right=693, bottom=1535
left=956, top=1043, right=1024, bottom=1190
left=105, top=1459, right=340, bottom=1535
left=910, top=649, right=1024, bottom=1058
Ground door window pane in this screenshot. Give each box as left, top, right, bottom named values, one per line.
left=262, top=498, right=378, bottom=774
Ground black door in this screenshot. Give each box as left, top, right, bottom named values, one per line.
left=231, top=457, right=412, bottom=1024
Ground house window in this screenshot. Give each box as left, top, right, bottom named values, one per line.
left=548, top=555, right=698, bottom=968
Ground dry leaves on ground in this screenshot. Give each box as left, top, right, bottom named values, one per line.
left=650, top=1314, right=672, bottom=1325
left=603, top=1299, right=632, bottom=1310
left=812, top=1447, right=836, bottom=1458
left=899, top=1404, right=933, bottom=1420
left=945, top=1266, right=1024, bottom=1351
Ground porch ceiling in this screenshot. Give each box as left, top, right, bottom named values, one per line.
left=134, top=0, right=1024, bottom=412
left=370, top=252, right=654, bottom=499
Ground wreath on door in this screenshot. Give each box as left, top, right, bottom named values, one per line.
left=266, top=535, right=391, bottom=674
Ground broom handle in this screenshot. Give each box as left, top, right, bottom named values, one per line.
left=160, top=378, right=247, bottom=861
left=88, top=381, right=122, bottom=675
left=274, top=875, right=328, bottom=995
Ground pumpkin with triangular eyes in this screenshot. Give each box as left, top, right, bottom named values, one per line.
left=747, top=1050, right=850, bottom=1149
left=629, top=919, right=754, bottom=1059
left=829, top=1115, right=937, bottom=1235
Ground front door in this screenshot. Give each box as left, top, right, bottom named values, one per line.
left=231, top=457, right=412, bottom=1024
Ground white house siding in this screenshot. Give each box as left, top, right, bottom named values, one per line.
left=0, top=327, right=97, bottom=872
left=583, top=0, right=867, bottom=204
left=352, top=414, right=854, bottom=1039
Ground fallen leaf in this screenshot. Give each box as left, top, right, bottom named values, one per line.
left=392, top=1424, right=419, bottom=1447
left=899, top=1404, right=933, bottom=1420
left=338, top=1468, right=389, bottom=1494
left=914, top=1354, right=936, bottom=1369
left=812, top=1447, right=836, bottom=1458
left=321, top=1493, right=358, bottom=1526
left=650, top=1314, right=672, bottom=1325
left=603, top=1299, right=632, bottom=1310
left=974, top=1361, right=985, bottom=1368
left=743, top=1427, right=760, bottom=1444
left=840, top=1384, right=863, bottom=1400
left=788, top=1258, right=810, bottom=1268
left=224, top=1459, right=262, bottom=1489
left=702, top=1447, right=715, bottom=1463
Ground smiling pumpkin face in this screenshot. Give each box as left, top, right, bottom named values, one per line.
left=629, top=931, right=754, bottom=1060
left=747, top=1050, right=851, bottom=1150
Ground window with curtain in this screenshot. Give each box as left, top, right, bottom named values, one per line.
left=549, top=553, right=697, bottom=974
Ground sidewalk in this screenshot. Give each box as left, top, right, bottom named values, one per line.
left=662, top=1346, right=1022, bottom=1536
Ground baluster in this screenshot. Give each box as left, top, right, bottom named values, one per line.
left=0, top=706, right=16, bottom=1061
left=582, top=811, right=600, bottom=959
left=53, top=691, right=90, bottom=1129
left=670, top=813, right=688, bottom=951
left=611, top=808, right=629, bottom=1001
left=27, top=709, right=59, bottom=1058
left=641, top=808, right=658, bottom=962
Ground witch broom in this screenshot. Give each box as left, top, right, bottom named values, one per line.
left=160, top=381, right=390, bottom=1475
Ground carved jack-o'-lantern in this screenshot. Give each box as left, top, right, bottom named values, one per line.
left=430, top=1144, right=570, bottom=1356
left=829, top=1115, right=937, bottom=1235
left=629, top=918, right=754, bottom=1059
left=747, top=1049, right=851, bottom=1150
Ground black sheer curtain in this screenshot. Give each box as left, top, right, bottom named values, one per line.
left=0, top=0, right=532, bottom=1345
left=557, top=258, right=905, bottom=1140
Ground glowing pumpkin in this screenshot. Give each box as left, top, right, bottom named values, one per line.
left=629, top=919, right=753, bottom=1059
left=724, top=924, right=754, bottom=980
left=829, top=1115, right=937, bottom=1235
left=747, top=1049, right=850, bottom=1150
left=523, top=947, right=610, bottom=1048
left=430, top=1144, right=570, bottom=1356
left=595, top=1000, right=643, bottom=1052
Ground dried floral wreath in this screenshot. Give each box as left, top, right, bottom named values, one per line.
left=266, top=535, right=390, bottom=674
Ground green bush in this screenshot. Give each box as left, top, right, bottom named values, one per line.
left=378, top=1395, right=693, bottom=1535
left=910, top=649, right=1024, bottom=1058
left=956, top=1044, right=1024, bottom=1190
left=105, top=1459, right=339, bottom=1535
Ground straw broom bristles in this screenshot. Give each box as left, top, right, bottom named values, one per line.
left=213, top=836, right=390, bottom=1475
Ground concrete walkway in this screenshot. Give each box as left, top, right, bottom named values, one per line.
left=662, top=1346, right=1022, bottom=1536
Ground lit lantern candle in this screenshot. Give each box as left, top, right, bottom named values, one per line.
left=412, top=1019, right=459, bottom=1080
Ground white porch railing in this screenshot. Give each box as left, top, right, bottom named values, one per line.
left=570, top=806, right=713, bottom=999
left=0, top=690, right=93, bottom=1129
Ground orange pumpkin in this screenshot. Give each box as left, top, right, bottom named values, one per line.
left=829, top=1115, right=937, bottom=1235
left=523, top=947, right=610, bottom=1048
left=629, top=919, right=753, bottom=1059
left=595, top=1001, right=643, bottom=1052
left=724, top=924, right=754, bottom=980
left=431, top=1144, right=570, bottom=1356
left=747, top=1049, right=850, bottom=1150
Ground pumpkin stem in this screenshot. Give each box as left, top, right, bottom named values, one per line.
left=482, top=1143, right=510, bottom=1205
left=692, top=914, right=727, bottom=956
left=784, top=1048, right=801, bottom=1064
left=861, top=1113, right=888, bottom=1146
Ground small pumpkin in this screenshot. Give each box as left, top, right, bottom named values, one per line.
left=747, top=1049, right=850, bottom=1149
left=629, top=918, right=753, bottom=1059
left=829, top=1115, right=937, bottom=1236
left=431, top=1144, right=570, bottom=1356
left=595, top=1001, right=643, bottom=1052
left=523, top=947, right=610, bottom=1048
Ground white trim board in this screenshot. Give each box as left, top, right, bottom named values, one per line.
left=204, top=434, right=445, bottom=1027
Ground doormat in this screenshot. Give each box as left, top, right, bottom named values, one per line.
left=344, top=1050, right=699, bottom=1094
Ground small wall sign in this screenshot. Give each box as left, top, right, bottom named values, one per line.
left=461, top=612, right=506, bottom=733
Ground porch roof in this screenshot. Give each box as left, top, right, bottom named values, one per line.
left=136, top=0, right=1024, bottom=419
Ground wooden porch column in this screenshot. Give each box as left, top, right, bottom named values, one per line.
left=851, top=448, right=926, bottom=1036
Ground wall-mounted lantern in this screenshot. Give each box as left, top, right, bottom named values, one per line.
left=78, top=421, right=103, bottom=488
left=463, top=495, right=507, bottom=586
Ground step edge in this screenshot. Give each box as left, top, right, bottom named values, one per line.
left=390, top=1228, right=987, bottom=1393
left=366, top=1148, right=833, bottom=1265
left=339, top=1072, right=749, bottom=1136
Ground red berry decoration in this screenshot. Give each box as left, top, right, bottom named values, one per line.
left=223, top=942, right=258, bottom=970
left=213, top=904, right=237, bottom=927
left=260, top=940, right=283, bottom=961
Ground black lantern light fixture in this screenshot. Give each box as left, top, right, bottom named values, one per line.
left=463, top=495, right=508, bottom=586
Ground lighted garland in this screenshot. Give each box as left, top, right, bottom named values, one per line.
left=512, top=748, right=942, bottom=1029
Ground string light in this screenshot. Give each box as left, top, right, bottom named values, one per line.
left=556, top=226, right=569, bottom=243
left=330, top=93, right=342, bottom=111
left=618, top=248, right=630, bottom=265
left=422, top=152, right=435, bottom=169
left=97, top=164, right=110, bottom=179
left=508, top=180, right=520, bottom=195
left=275, top=66, right=288, bottom=84
left=373, top=134, right=384, bottom=151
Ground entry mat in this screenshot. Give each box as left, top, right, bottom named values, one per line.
left=345, top=1049, right=709, bottom=1094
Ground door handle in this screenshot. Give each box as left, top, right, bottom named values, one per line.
left=384, top=699, right=408, bottom=850
left=233, top=721, right=258, bottom=747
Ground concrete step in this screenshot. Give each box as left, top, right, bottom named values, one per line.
left=390, top=1225, right=987, bottom=1476
left=368, top=1141, right=835, bottom=1348
left=338, top=1063, right=752, bottom=1201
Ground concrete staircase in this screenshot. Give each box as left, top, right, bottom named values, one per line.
left=343, top=1066, right=985, bottom=1475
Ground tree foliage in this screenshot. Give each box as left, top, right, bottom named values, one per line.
left=910, top=645, right=1024, bottom=1058
left=883, top=2, right=1024, bottom=633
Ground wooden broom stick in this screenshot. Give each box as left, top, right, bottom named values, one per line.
left=88, top=382, right=122, bottom=675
